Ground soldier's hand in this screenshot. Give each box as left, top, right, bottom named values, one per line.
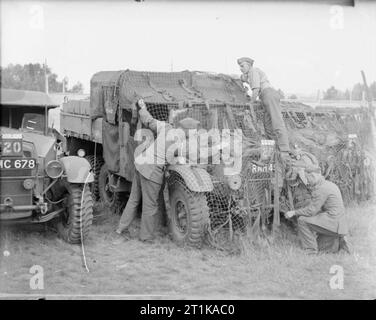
left=138, top=98, right=146, bottom=110
left=284, top=210, right=296, bottom=219
left=280, top=151, right=293, bottom=164
left=242, top=83, right=252, bottom=97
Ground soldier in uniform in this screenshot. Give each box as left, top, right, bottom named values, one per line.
left=114, top=99, right=223, bottom=243
left=284, top=171, right=350, bottom=255
left=237, top=57, right=290, bottom=160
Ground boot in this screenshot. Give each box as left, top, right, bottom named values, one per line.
left=339, top=235, right=351, bottom=254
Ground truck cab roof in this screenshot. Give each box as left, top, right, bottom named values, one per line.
left=0, top=88, right=59, bottom=108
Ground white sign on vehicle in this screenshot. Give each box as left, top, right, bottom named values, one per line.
left=1, top=133, right=23, bottom=139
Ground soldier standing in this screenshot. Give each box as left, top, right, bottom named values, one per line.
left=284, top=171, right=350, bottom=255
left=237, top=57, right=291, bottom=159
left=114, top=99, right=210, bottom=243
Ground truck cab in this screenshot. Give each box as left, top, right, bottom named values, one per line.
left=1, top=89, right=94, bottom=244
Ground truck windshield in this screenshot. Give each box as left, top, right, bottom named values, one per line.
left=21, top=113, right=46, bottom=133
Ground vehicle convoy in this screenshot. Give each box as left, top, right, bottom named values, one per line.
left=0, top=89, right=94, bottom=244
left=61, top=70, right=375, bottom=248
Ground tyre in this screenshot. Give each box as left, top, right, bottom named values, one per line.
left=57, top=183, right=93, bottom=244
left=98, top=163, right=127, bottom=214
left=85, top=155, right=104, bottom=201
left=168, top=176, right=209, bottom=247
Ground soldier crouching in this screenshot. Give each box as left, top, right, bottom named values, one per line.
left=284, top=170, right=351, bottom=255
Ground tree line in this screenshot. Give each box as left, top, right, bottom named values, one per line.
left=323, top=83, right=376, bottom=100
left=0, top=63, right=84, bottom=94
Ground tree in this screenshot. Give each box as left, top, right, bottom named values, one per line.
left=369, top=81, right=376, bottom=100
left=69, top=82, right=84, bottom=94
left=323, top=86, right=341, bottom=100
left=1, top=63, right=66, bottom=93
left=351, top=83, right=364, bottom=101
left=344, top=89, right=350, bottom=100
left=288, top=94, right=298, bottom=100
left=48, top=72, right=63, bottom=92
left=277, top=88, right=285, bottom=99
left=1, top=63, right=43, bottom=91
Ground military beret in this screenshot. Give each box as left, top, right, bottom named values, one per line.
left=178, top=117, right=200, bottom=130
left=237, top=57, right=254, bottom=66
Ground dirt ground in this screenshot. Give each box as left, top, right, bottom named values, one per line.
left=1, top=202, right=376, bottom=300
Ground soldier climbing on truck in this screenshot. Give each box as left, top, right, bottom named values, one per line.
left=237, top=57, right=292, bottom=163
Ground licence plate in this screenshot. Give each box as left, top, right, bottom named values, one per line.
left=0, top=139, right=23, bottom=156
left=0, top=158, right=37, bottom=170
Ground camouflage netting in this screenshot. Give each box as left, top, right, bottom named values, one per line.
left=91, top=70, right=375, bottom=250
left=282, top=105, right=375, bottom=205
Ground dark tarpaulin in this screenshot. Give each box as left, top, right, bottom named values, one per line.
left=102, top=119, right=120, bottom=173
left=90, top=70, right=125, bottom=120
left=89, top=70, right=250, bottom=121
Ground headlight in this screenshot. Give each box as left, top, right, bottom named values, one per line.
left=77, top=149, right=86, bottom=157
left=45, top=160, right=64, bottom=179
left=226, top=174, right=242, bottom=190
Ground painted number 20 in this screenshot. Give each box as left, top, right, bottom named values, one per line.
left=2, top=141, right=22, bottom=154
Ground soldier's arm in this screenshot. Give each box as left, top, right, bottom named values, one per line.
left=139, top=107, right=170, bottom=134
left=295, top=188, right=327, bottom=217
left=251, top=89, right=260, bottom=102
left=250, top=69, right=261, bottom=102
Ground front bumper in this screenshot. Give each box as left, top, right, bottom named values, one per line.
left=0, top=204, right=64, bottom=222
left=0, top=204, right=39, bottom=220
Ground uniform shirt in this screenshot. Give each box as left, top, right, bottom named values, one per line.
left=134, top=108, right=174, bottom=184
left=241, top=67, right=272, bottom=92
left=134, top=108, right=223, bottom=184
left=295, top=177, right=348, bottom=235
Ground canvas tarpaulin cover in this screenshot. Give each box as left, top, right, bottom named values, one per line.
left=90, top=70, right=124, bottom=121
left=89, top=69, right=249, bottom=120
left=102, top=120, right=120, bottom=173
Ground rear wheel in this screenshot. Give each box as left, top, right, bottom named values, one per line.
left=98, top=163, right=127, bottom=214
left=168, top=177, right=209, bottom=247
left=57, top=183, right=93, bottom=244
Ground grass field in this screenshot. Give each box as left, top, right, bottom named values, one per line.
left=0, top=202, right=375, bottom=300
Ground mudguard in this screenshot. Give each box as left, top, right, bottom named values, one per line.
left=59, top=156, right=94, bottom=183
left=167, top=165, right=213, bottom=192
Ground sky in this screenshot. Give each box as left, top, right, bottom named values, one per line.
left=1, top=0, right=376, bottom=95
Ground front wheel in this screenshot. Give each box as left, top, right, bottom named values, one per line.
left=57, top=183, right=94, bottom=244
left=168, top=176, right=209, bottom=247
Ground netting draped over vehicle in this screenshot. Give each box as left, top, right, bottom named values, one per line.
left=90, top=70, right=249, bottom=121
left=282, top=105, right=375, bottom=204
left=90, top=69, right=375, bottom=250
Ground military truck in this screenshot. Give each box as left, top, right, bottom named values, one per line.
left=61, top=70, right=375, bottom=248
left=0, top=89, right=94, bottom=244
